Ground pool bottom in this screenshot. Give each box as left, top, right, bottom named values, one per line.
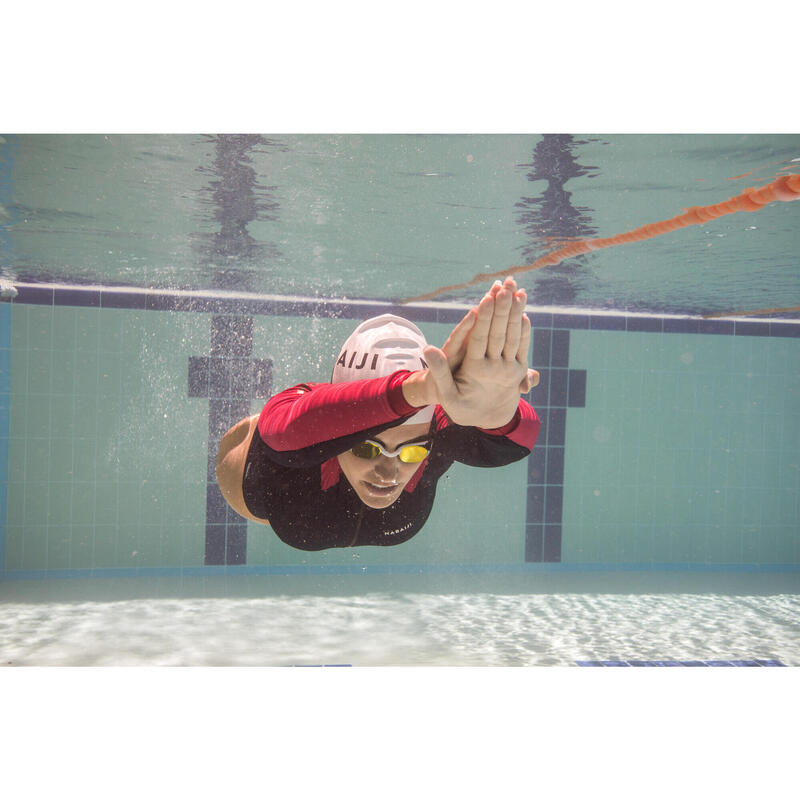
left=1, top=589, right=797, bottom=667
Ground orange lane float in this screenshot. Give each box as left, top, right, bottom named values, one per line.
left=703, top=304, right=800, bottom=319
left=401, top=173, right=800, bottom=305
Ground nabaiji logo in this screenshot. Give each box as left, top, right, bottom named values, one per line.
left=335, top=351, right=429, bottom=371
left=382, top=521, right=414, bottom=537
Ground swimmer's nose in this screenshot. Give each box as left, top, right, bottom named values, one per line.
left=372, top=456, right=399, bottom=482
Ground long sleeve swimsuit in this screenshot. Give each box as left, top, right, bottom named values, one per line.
left=242, top=370, right=541, bottom=551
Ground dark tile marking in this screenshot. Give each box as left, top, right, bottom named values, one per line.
left=188, top=316, right=273, bottom=565
left=525, top=327, right=586, bottom=563
left=627, top=316, right=663, bottom=332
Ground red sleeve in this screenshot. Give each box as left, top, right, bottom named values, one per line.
left=258, top=370, right=421, bottom=452
left=433, top=398, right=540, bottom=451
left=477, top=399, right=540, bottom=450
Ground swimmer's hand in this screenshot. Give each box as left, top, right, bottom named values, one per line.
left=399, top=302, right=479, bottom=409
left=424, top=276, right=539, bottom=429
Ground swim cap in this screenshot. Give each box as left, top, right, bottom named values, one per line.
left=332, top=314, right=434, bottom=425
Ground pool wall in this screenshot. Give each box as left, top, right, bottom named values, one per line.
left=1, top=283, right=798, bottom=584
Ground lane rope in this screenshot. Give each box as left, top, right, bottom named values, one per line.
left=401, top=173, right=800, bottom=312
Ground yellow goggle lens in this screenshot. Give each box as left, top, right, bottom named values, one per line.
left=351, top=442, right=382, bottom=460
left=398, top=445, right=429, bottom=463
left=350, top=441, right=430, bottom=463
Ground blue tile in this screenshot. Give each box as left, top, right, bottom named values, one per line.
left=546, top=447, right=564, bottom=484
left=551, top=313, right=589, bottom=330
left=602, top=661, right=630, bottom=667
left=534, top=369, right=550, bottom=401
left=527, top=447, right=546, bottom=485
left=204, top=524, right=227, bottom=565
left=705, top=660, right=735, bottom=666
left=208, top=398, right=249, bottom=439
left=734, top=321, right=771, bottom=337
left=252, top=359, right=273, bottom=398
left=435, top=307, right=469, bottom=326
left=195, top=297, right=242, bottom=314
left=754, top=659, right=787, bottom=666
left=533, top=329, right=551, bottom=365
left=729, top=660, right=761, bottom=666
left=546, top=408, right=566, bottom=446
left=627, top=316, right=663, bottom=332
left=664, top=318, right=699, bottom=334
left=146, top=293, right=180, bottom=311
left=225, top=523, right=247, bottom=565
left=230, top=358, right=255, bottom=397
left=590, top=315, right=626, bottom=331
left=542, top=524, right=562, bottom=562
left=545, top=486, right=563, bottom=523
left=100, top=289, right=147, bottom=310
left=384, top=305, right=441, bottom=325
left=530, top=312, right=554, bottom=329
left=548, top=369, right=569, bottom=406
left=696, top=319, right=735, bottom=335
left=15, top=285, right=54, bottom=306
left=211, top=316, right=253, bottom=357
left=679, top=660, right=708, bottom=666
left=568, top=369, right=587, bottom=407
left=206, top=489, right=228, bottom=524
left=551, top=330, right=570, bottom=367
left=524, top=524, right=543, bottom=562
left=188, top=357, right=210, bottom=397
left=768, top=323, right=800, bottom=339
left=208, top=359, right=232, bottom=398
left=576, top=661, right=605, bottom=667
left=526, top=486, right=545, bottom=522
left=54, top=288, right=101, bottom=308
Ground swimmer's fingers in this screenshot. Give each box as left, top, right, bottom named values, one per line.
left=502, top=288, right=526, bottom=361
left=516, top=311, right=531, bottom=367
left=441, top=307, right=478, bottom=371
left=518, top=368, right=540, bottom=394
left=486, top=280, right=515, bottom=360
left=466, top=292, right=496, bottom=360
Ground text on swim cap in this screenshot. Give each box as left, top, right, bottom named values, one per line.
left=336, top=351, right=381, bottom=371
left=336, top=351, right=428, bottom=371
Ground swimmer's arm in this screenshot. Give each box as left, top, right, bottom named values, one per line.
left=257, top=372, right=426, bottom=459
left=435, top=399, right=541, bottom=468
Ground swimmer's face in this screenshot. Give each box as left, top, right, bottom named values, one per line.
left=337, top=422, right=432, bottom=509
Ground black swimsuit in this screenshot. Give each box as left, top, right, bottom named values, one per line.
left=242, top=380, right=537, bottom=551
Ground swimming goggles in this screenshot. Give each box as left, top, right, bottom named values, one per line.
left=350, top=439, right=430, bottom=464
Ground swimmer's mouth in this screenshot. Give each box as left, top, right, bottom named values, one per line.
left=362, top=481, right=399, bottom=496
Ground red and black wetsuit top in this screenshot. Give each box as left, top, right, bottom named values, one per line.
left=242, top=370, right=540, bottom=551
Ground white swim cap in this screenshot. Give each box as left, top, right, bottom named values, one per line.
left=332, top=314, right=434, bottom=425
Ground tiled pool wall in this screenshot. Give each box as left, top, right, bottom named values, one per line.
left=1, top=282, right=799, bottom=582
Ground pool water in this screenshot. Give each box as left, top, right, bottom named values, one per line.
left=2, top=133, right=798, bottom=317
left=1, top=134, right=798, bottom=667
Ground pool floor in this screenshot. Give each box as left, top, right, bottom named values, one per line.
left=2, top=590, right=797, bottom=666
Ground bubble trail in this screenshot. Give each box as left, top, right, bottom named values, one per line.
left=401, top=174, right=800, bottom=305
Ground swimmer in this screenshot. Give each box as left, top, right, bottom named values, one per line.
left=216, top=276, right=541, bottom=550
